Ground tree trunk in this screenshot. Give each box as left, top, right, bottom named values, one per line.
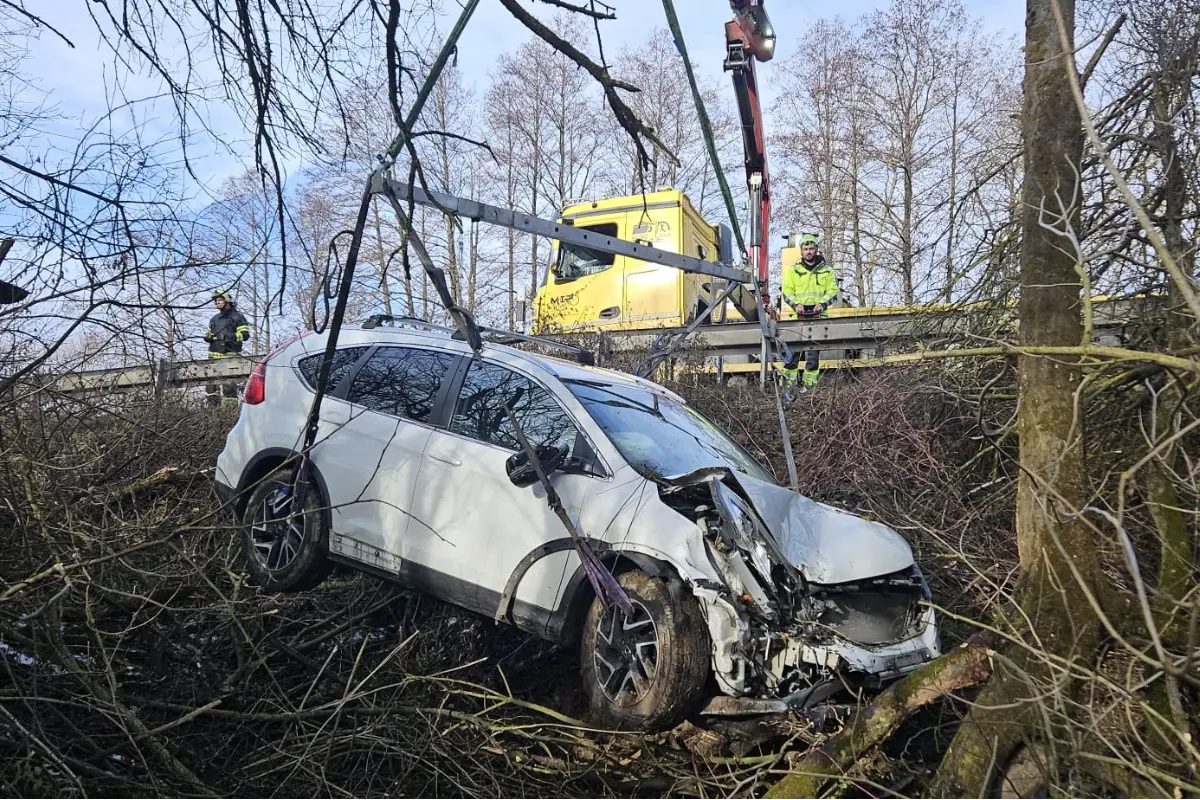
left=249, top=253, right=260, bottom=354
left=933, top=0, right=1101, bottom=791
left=530, top=137, right=542, bottom=305
left=506, top=143, right=517, bottom=328
left=437, top=81, right=462, bottom=304
left=468, top=218, right=478, bottom=313
left=946, top=91, right=960, bottom=301
left=418, top=210, right=429, bottom=319
left=371, top=202, right=394, bottom=317
left=1012, top=0, right=1096, bottom=668
left=1145, top=19, right=1198, bottom=628
left=850, top=118, right=866, bottom=305
left=262, top=248, right=271, bottom=352
left=901, top=161, right=914, bottom=305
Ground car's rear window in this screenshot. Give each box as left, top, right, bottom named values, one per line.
left=345, top=346, right=457, bottom=423
left=296, top=347, right=368, bottom=393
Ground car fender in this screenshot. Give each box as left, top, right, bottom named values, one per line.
left=543, top=538, right=721, bottom=646
left=233, top=448, right=334, bottom=526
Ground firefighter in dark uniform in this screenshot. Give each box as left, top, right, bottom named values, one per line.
left=204, top=288, right=250, bottom=407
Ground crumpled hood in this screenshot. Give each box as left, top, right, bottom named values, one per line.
left=730, top=472, right=915, bottom=585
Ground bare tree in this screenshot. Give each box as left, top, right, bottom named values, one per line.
left=606, top=28, right=738, bottom=217
left=934, top=0, right=1100, bottom=789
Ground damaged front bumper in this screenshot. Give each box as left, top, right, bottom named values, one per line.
left=695, top=574, right=941, bottom=707
left=655, top=467, right=941, bottom=710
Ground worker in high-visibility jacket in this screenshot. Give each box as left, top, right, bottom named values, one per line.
left=780, top=233, right=838, bottom=395
left=204, top=287, right=251, bottom=407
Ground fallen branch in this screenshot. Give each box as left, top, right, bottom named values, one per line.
left=858, top=343, right=1200, bottom=373
left=765, top=644, right=993, bottom=799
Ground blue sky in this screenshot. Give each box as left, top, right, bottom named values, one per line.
left=449, top=0, right=1025, bottom=109
left=24, top=0, right=1025, bottom=193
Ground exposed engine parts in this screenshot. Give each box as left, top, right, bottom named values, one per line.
left=657, top=468, right=939, bottom=705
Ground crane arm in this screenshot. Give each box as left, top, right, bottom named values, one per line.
left=724, top=0, right=775, bottom=313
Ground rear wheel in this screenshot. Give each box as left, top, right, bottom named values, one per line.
left=241, top=466, right=333, bottom=592
left=580, top=569, right=710, bottom=731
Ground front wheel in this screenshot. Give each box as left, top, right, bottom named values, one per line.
left=241, top=466, right=333, bottom=592
left=580, top=569, right=711, bottom=731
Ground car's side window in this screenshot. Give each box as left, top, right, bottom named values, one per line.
left=345, top=346, right=456, bottom=423
left=296, top=347, right=368, bottom=394
left=450, top=362, right=577, bottom=452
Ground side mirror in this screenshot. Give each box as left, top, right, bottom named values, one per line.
left=505, top=443, right=568, bottom=488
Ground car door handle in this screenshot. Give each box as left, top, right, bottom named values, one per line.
left=598, top=306, right=620, bottom=319
left=428, top=453, right=461, bottom=467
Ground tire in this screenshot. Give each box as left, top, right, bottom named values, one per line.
left=241, top=466, right=333, bottom=592
left=580, top=569, right=711, bottom=731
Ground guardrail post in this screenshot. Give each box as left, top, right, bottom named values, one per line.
left=153, top=358, right=171, bottom=398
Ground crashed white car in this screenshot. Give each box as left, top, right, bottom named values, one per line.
left=214, top=319, right=939, bottom=730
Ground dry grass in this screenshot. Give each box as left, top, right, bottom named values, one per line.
left=1, top=360, right=1196, bottom=797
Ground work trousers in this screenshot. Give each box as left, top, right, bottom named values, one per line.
left=205, top=351, right=240, bottom=407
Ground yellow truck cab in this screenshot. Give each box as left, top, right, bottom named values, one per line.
left=532, top=189, right=743, bottom=334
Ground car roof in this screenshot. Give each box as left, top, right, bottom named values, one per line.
left=293, top=323, right=686, bottom=403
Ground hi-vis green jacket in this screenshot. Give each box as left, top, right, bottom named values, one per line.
left=781, top=255, right=838, bottom=309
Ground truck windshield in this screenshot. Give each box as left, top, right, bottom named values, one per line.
left=554, top=222, right=618, bottom=281
left=566, top=380, right=774, bottom=483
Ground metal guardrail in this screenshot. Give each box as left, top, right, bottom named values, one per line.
left=49, top=355, right=261, bottom=395
left=43, top=297, right=1150, bottom=395
left=602, top=297, right=1140, bottom=358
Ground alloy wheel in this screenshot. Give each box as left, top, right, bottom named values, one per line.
left=592, top=598, right=659, bottom=706
left=250, top=483, right=305, bottom=572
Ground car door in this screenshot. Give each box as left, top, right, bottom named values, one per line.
left=314, top=344, right=458, bottom=574
left=296, top=345, right=370, bottom=528
left=408, top=359, right=604, bottom=630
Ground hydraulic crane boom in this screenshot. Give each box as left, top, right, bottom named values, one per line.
left=724, top=0, right=775, bottom=312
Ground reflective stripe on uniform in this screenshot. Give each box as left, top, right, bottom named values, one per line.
left=782, top=262, right=837, bottom=307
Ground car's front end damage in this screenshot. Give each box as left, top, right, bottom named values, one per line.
left=654, top=467, right=940, bottom=711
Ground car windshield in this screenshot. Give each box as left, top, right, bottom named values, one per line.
left=566, top=380, right=775, bottom=483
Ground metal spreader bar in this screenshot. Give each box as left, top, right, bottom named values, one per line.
left=371, top=176, right=754, bottom=286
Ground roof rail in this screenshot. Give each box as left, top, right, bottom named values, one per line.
left=360, top=314, right=595, bottom=366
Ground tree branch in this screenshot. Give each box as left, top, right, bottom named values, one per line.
left=0, top=0, right=75, bottom=46
left=766, top=644, right=993, bottom=798
left=535, top=0, right=615, bottom=19
left=1080, top=13, right=1127, bottom=89
left=497, top=0, right=679, bottom=169
left=1049, top=0, right=1200, bottom=323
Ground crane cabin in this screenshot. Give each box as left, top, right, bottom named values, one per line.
left=532, top=189, right=748, bottom=334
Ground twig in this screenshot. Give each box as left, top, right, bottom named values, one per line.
left=1048, top=0, right=1200, bottom=324
left=535, top=0, right=615, bottom=19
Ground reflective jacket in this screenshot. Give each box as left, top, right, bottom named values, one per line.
left=782, top=255, right=838, bottom=309
left=206, top=305, right=251, bottom=355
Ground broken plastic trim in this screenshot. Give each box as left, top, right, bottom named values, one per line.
left=656, top=467, right=801, bottom=624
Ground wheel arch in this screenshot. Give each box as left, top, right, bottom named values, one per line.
left=549, top=547, right=688, bottom=647
left=235, top=448, right=333, bottom=529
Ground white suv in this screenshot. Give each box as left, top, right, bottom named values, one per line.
left=214, top=319, right=940, bottom=730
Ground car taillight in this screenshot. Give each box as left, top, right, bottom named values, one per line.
left=243, top=330, right=313, bottom=406
left=244, top=359, right=267, bottom=405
